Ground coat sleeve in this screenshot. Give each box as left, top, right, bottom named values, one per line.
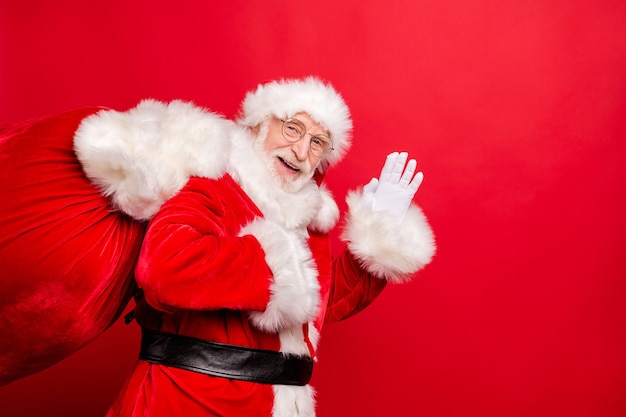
left=323, top=248, right=388, bottom=324
left=321, top=187, right=437, bottom=324
left=135, top=176, right=273, bottom=313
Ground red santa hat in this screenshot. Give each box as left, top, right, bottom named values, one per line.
left=237, top=76, right=353, bottom=167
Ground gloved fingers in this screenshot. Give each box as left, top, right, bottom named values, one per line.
left=363, top=177, right=379, bottom=194
left=399, top=159, right=417, bottom=187
left=389, top=152, right=408, bottom=184
left=379, top=152, right=399, bottom=183
left=408, top=171, right=424, bottom=194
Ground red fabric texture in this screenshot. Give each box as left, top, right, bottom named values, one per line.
left=106, top=175, right=388, bottom=416
left=134, top=175, right=273, bottom=316
left=307, top=229, right=388, bottom=329
left=107, top=361, right=274, bottom=417
left=0, top=109, right=146, bottom=386
left=109, top=175, right=280, bottom=416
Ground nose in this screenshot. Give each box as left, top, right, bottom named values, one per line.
left=291, top=137, right=310, bottom=161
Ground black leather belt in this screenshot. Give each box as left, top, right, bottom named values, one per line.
left=139, top=328, right=313, bottom=386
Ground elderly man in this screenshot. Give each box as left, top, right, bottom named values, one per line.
left=79, top=76, right=436, bottom=417
left=2, top=76, right=435, bottom=416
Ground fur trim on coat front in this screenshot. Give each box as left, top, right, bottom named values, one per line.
left=239, top=218, right=321, bottom=332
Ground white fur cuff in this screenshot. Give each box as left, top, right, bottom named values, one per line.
left=341, top=190, right=436, bottom=283
left=239, top=218, right=320, bottom=331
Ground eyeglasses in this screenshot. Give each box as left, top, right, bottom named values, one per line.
left=280, top=118, right=334, bottom=158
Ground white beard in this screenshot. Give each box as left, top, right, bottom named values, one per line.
left=227, top=126, right=324, bottom=231
left=252, top=124, right=316, bottom=194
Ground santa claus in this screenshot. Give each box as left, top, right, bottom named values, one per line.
left=0, top=76, right=435, bottom=417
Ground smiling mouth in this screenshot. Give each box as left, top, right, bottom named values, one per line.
left=278, top=157, right=300, bottom=172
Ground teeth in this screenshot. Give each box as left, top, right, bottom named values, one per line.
left=280, top=157, right=299, bottom=171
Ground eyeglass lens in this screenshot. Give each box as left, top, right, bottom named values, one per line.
left=281, top=119, right=333, bottom=157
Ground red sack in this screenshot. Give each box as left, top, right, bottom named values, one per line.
left=0, top=108, right=146, bottom=386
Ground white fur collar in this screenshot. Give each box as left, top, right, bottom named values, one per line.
left=73, top=99, right=339, bottom=231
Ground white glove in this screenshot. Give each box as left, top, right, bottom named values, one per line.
left=362, top=152, right=424, bottom=220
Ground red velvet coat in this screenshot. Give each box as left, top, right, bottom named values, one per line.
left=105, top=173, right=388, bottom=417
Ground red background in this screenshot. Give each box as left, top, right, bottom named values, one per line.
left=1, top=1, right=625, bottom=416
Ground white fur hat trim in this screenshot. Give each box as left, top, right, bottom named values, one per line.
left=237, top=76, right=352, bottom=166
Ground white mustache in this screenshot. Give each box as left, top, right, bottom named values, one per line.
left=273, top=149, right=312, bottom=175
